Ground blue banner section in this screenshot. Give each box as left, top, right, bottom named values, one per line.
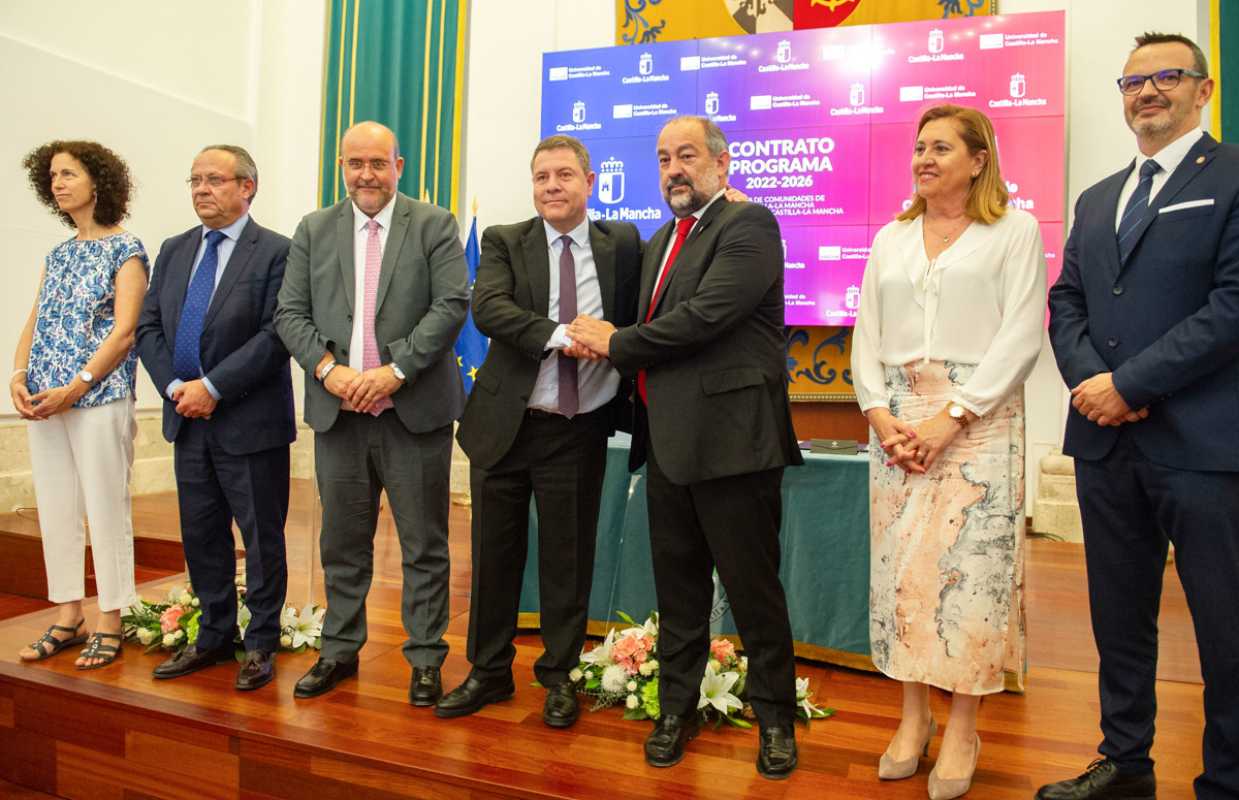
left=454, top=219, right=489, bottom=393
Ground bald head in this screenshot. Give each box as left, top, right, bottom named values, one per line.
left=340, top=121, right=401, bottom=160
left=339, top=120, right=405, bottom=216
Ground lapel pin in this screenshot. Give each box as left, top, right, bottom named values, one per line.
left=1196, top=156, right=1205, bottom=164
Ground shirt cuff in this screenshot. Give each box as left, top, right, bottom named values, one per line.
left=201, top=376, right=222, bottom=401
left=165, top=379, right=184, bottom=400
left=546, top=324, right=573, bottom=350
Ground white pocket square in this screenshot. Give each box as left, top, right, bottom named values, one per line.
left=1159, top=198, right=1215, bottom=214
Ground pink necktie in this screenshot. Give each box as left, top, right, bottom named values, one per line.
left=363, top=219, right=392, bottom=415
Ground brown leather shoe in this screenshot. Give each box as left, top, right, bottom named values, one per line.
left=152, top=644, right=234, bottom=680
left=235, top=650, right=275, bottom=691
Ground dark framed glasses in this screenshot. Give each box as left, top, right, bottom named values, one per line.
left=1116, top=68, right=1207, bottom=95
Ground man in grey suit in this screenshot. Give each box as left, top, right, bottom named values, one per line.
left=274, top=121, right=468, bottom=704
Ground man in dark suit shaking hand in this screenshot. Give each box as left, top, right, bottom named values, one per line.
left=137, top=145, right=294, bottom=690
left=437, top=135, right=640, bottom=726
left=569, top=116, right=802, bottom=779
left=1043, top=33, right=1239, bottom=800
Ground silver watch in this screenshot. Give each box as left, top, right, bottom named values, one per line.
left=318, top=361, right=337, bottom=382
left=389, top=363, right=406, bottom=381
left=77, top=369, right=94, bottom=385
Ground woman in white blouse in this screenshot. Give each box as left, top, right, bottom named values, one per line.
left=851, top=104, right=1045, bottom=799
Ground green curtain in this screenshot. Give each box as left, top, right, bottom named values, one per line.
left=1222, top=0, right=1237, bottom=142
left=318, top=0, right=469, bottom=213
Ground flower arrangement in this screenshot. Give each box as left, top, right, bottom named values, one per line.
left=573, top=611, right=833, bottom=728
left=121, top=574, right=324, bottom=655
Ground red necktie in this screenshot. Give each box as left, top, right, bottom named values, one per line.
left=638, top=216, right=696, bottom=405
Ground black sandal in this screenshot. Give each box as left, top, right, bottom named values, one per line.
left=77, top=632, right=124, bottom=670
left=21, top=620, right=87, bottom=661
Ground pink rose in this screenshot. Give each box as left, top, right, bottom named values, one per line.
left=710, top=638, right=737, bottom=665
left=160, top=605, right=186, bottom=633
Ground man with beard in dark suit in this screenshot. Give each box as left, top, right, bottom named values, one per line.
left=569, top=116, right=802, bottom=780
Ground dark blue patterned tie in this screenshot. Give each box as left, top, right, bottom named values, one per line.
left=1116, top=159, right=1161, bottom=263
left=172, top=230, right=226, bottom=380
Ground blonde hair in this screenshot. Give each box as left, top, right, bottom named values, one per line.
left=897, top=104, right=1008, bottom=224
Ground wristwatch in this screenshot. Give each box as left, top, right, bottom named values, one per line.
left=389, top=363, right=406, bottom=382
left=77, top=369, right=94, bottom=385
left=946, top=402, right=971, bottom=428
left=317, top=360, right=337, bottom=382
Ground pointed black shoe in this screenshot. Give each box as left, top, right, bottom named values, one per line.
left=293, top=657, right=358, bottom=698
left=542, top=682, right=580, bottom=728
left=152, top=644, right=234, bottom=680
left=409, top=666, right=442, bottom=706
left=644, top=714, right=701, bottom=767
left=434, top=674, right=516, bottom=718
left=757, top=724, right=798, bottom=780
left=1036, top=759, right=1156, bottom=800
left=235, top=650, right=275, bottom=691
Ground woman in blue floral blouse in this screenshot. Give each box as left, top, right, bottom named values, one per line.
left=12, top=141, right=149, bottom=669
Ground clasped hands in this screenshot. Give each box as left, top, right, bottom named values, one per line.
left=10, top=379, right=86, bottom=421
left=322, top=363, right=404, bottom=414
left=563, top=315, right=616, bottom=360
left=1070, top=372, right=1149, bottom=427
left=869, top=407, right=963, bottom=475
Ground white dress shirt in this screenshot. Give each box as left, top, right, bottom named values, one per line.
left=165, top=213, right=251, bottom=401
left=851, top=208, right=1047, bottom=416
left=649, top=188, right=727, bottom=305
left=348, top=196, right=397, bottom=370
left=1114, top=128, right=1205, bottom=230
left=528, top=217, right=619, bottom=415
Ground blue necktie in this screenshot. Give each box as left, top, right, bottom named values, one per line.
left=172, top=230, right=226, bottom=380
left=1116, top=159, right=1160, bottom=263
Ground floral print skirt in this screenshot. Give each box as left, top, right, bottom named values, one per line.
left=868, top=360, right=1025, bottom=695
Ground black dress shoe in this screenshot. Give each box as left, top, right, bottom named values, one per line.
left=434, top=674, right=516, bottom=718
left=152, top=644, right=235, bottom=680
left=235, top=650, right=275, bottom=691
left=542, top=682, right=580, bottom=728
left=644, top=714, right=701, bottom=767
left=757, top=724, right=798, bottom=780
left=409, top=666, right=442, bottom=706
left=293, top=657, right=358, bottom=699
left=1036, top=759, right=1156, bottom=800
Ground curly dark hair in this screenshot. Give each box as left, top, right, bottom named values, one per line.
left=22, top=140, right=134, bottom=228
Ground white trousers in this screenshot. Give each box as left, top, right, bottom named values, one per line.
left=26, top=400, right=138, bottom=612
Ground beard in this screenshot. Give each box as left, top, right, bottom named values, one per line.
left=663, top=173, right=720, bottom=216
left=1125, top=96, right=1184, bottom=139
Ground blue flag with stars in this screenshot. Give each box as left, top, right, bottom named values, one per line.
left=454, top=217, right=489, bottom=394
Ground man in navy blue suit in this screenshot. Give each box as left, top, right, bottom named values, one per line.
left=1043, top=33, right=1239, bottom=800
left=137, top=145, right=295, bottom=691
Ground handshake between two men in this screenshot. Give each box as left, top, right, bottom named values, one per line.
left=560, top=315, right=617, bottom=360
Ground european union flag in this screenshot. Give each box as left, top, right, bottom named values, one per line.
left=454, top=217, right=489, bottom=393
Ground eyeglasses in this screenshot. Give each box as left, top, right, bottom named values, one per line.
left=186, top=175, right=242, bottom=189
left=1116, top=68, right=1207, bottom=95
left=344, top=159, right=392, bottom=173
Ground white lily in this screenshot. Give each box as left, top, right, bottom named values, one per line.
left=290, top=605, right=325, bottom=648
left=796, top=676, right=828, bottom=718
left=280, top=604, right=299, bottom=630
left=579, top=629, right=617, bottom=666
left=698, top=669, right=743, bottom=715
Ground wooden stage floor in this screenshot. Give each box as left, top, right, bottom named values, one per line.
left=0, top=488, right=1206, bottom=799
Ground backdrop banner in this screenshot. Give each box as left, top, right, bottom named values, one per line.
left=615, top=0, right=995, bottom=44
